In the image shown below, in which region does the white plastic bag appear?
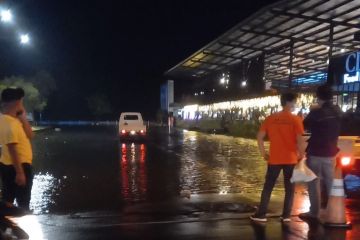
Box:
[290,158,317,183]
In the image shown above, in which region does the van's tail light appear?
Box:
[121,130,126,134]
[341,156,351,166]
[140,130,145,134]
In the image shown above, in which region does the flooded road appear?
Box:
[31,126,265,213]
[8,125,360,240]
[30,125,360,215]
[29,125,285,214]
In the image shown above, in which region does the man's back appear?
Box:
[304,102,341,157]
[261,111,304,165]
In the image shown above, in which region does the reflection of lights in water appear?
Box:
[292,186,310,215]
[131,143,136,162]
[30,173,59,214]
[217,165,231,195]
[183,131,197,143]
[11,215,44,240]
[121,144,127,163]
[140,144,145,162]
[180,132,200,191]
[120,143,147,201]
[189,136,197,142]
[138,144,147,193]
[219,190,228,195]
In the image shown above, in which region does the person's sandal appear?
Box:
[250,214,267,222]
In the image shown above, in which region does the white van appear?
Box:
[118,112,146,139]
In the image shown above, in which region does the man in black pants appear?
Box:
[251,93,305,223]
[0,87,34,211]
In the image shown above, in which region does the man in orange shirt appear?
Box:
[250,93,305,223]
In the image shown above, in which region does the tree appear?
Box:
[86,93,112,117]
[0,76,46,112]
[28,70,57,98]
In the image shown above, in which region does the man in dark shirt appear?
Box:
[299,84,342,220]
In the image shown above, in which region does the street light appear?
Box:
[20,34,30,44]
[0,9,12,23]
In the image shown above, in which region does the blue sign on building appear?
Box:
[328,51,360,91]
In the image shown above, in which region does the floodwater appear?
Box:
[29,125,275,215]
[29,125,360,215]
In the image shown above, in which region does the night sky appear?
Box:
[0,0,276,120]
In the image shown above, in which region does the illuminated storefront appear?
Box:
[328,51,360,112]
[165,0,360,119]
[181,93,314,120]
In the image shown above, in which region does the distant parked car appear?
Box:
[118,112,146,141]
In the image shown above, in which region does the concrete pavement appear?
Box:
[3,187,360,240]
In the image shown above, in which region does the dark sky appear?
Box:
[0,0,276,120]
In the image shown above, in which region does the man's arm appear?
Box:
[18,111,34,139]
[7,143,26,186]
[257,131,269,161]
[303,107,319,131]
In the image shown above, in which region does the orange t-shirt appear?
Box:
[260,110,304,165]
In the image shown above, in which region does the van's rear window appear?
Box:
[124,115,139,120]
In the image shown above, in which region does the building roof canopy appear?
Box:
[165,0,360,86]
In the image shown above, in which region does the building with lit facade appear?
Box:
[165,0,360,120]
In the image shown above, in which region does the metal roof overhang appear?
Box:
[165,0,360,88]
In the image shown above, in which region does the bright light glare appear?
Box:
[220,77,226,84]
[341,156,351,166]
[241,81,247,87]
[20,34,30,44]
[1,9,12,22]
[11,215,44,240]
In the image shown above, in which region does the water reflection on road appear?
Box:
[170,130,281,195]
[29,126,287,213]
[30,173,60,214]
[120,143,147,202]
[15,126,360,240]
[116,129,279,204]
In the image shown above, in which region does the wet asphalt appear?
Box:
[4,125,360,239]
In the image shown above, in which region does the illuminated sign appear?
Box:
[345,52,360,73]
[343,52,360,83]
[344,71,360,83]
